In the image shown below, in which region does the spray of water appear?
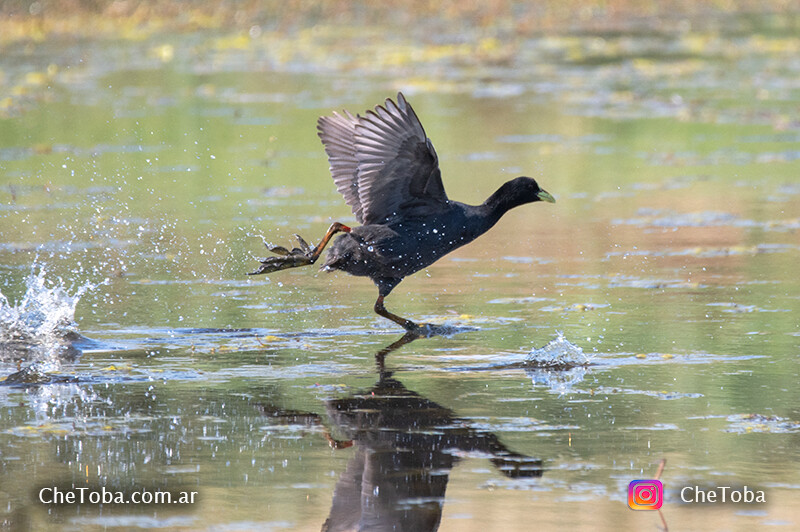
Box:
[0,262,102,365]
[525,332,594,394]
[527,331,594,368]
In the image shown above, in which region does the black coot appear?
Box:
[250,93,555,331]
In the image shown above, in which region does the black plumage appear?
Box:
[250,93,555,331]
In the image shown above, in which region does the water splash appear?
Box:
[526,332,594,368]
[0,263,102,364]
[525,333,594,395]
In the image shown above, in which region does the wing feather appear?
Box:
[316,110,364,222]
[317,93,449,226]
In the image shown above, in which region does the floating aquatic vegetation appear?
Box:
[606,275,701,290]
[488,296,550,305]
[598,351,765,367]
[706,302,788,314]
[1,364,80,385]
[595,386,703,400]
[540,302,609,312]
[725,414,800,434]
[625,423,681,431]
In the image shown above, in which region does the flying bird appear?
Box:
[250,93,555,332]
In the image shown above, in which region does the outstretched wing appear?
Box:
[316,109,365,223]
[317,93,449,225]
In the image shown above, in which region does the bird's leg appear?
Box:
[249,222,351,275]
[374,331,422,373]
[374,295,420,332]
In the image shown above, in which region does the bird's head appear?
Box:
[483,176,555,220]
[507,176,556,205]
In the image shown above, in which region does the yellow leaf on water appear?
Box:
[478,37,500,54]
[213,34,251,51]
[151,44,174,62]
[32,143,53,154]
[24,71,48,85]
[102,365,132,371]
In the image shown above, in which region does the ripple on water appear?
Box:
[613,208,800,232]
[593,386,703,401]
[706,302,789,314]
[605,243,798,260]
[69,516,197,529]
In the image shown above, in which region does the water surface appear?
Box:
[1,17,799,531]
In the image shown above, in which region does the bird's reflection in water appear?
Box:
[322,375,542,532]
[260,331,544,532]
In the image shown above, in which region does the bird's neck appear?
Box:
[479,182,526,226]
[454,185,523,243]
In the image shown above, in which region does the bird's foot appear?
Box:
[404,321,478,338]
[248,234,316,275]
[404,321,445,337]
[403,321,429,334]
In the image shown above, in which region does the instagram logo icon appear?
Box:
[628,480,663,510]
